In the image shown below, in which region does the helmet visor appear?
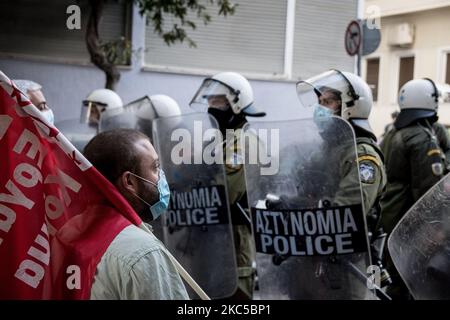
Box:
[97,96,161,136]
[190,78,236,112]
[296,70,355,114]
[125,96,158,119]
[80,100,107,124]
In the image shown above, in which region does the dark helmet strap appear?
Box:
[423,78,439,103]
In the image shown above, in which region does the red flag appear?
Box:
[0,71,142,299]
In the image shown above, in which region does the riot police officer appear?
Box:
[81,88,123,126]
[56,88,124,152]
[190,71,266,299]
[99,94,182,139]
[380,78,450,299]
[297,70,389,296]
[297,70,387,232]
[135,94,182,140]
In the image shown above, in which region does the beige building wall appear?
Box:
[363,1,450,138]
[366,0,450,16]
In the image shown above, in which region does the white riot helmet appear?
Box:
[81,88,123,125]
[132,94,182,140]
[394,79,439,128]
[190,71,265,117]
[296,70,374,137]
[136,94,181,120]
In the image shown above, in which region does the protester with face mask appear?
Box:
[13,79,55,124]
[83,129,189,299]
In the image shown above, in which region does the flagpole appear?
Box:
[139,223,211,300]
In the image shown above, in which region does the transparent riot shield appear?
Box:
[98,96,153,134]
[242,117,374,299]
[55,119,97,153]
[388,175,450,299]
[152,112,237,299]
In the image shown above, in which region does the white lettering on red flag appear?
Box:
[0,71,141,299]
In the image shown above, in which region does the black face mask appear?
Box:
[208,107,246,134]
[429,114,439,124]
[208,107,230,129]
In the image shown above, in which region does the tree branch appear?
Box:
[86,0,120,90]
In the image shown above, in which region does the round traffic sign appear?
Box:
[345,20,362,56]
[362,19,381,56]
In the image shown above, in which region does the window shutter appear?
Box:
[293,0,357,79]
[145,0,287,76]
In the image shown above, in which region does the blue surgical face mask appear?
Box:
[41,109,54,125]
[313,104,334,119]
[129,170,171,221]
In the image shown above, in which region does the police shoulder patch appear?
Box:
[359,162,376,184]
